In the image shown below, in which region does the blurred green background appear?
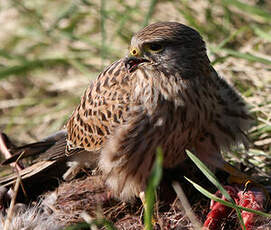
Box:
[0,0,270,177]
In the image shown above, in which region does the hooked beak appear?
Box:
[124,56,149,73]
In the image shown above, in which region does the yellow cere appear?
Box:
[130,47,140,56]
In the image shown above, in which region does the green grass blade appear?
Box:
[63,219,117,230]
[216,26,248,49]
[149,147,163,187]
[185,177,271,218]
[94,219,117,230]
[144,147,163,230]
[142,0,158,27]
[175,2,203,35]
[210,47,271,65]
[185,150,246,229]
[0,58,68,79]
[100,0,107,68]
[68,59,92,77]
[0,49,26,61]
[222,0,271,21]
[48,2,78,33]
[253,26,271,42]
[185,150,234,202]
[63,222,90,230]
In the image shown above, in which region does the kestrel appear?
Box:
[1,22,253,201]
[65,22,252,200]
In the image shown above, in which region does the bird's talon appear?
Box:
[242,180,270,206]
[243,179,253,194]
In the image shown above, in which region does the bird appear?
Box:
[65,21,253,200]
[1,22,254,202]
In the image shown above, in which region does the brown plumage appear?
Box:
[65,22,252,200]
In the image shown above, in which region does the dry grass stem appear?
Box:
[172,181,202,230]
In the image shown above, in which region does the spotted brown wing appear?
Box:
[66,59,134,152]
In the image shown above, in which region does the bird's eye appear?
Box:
[145,43,164,53]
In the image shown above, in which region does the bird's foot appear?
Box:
[223,161,270,208]
[62,161,81,181]
[203,184,267,230]
[243,179,270,209]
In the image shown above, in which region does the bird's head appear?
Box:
[125,22,210,78]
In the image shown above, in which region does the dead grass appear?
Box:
[0,0,271,229]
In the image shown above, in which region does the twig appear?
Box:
[0,133,23,171]
[172,181,202,230]
[3,176,20,230]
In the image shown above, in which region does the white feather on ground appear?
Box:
[0,193,63,230]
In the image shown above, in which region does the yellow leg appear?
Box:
[139,191,146,209]
[223,162,251,185]
[222,161,270,208]
[193,133,270,207]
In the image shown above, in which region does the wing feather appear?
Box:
[66,59,134,152]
